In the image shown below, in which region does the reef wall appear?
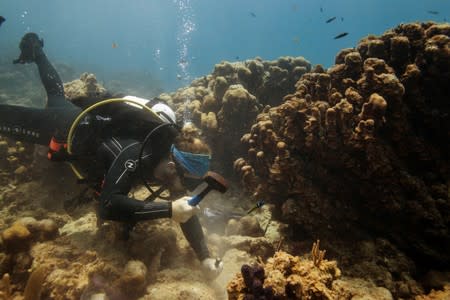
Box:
[234,22,450,269]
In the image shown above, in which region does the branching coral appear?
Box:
[311,240,326,267]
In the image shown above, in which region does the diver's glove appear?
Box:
[13,33,44,64]
[201,257,223,278]
[171,196,200,223]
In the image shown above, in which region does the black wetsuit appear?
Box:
[0,50,209,260]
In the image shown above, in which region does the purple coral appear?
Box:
[241,264,275,300]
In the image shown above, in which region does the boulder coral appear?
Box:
[63,72,109,108]
[158,56,311,174]
[234,21,450,275]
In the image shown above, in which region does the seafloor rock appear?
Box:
[1,223,31,253]
[0,136,34,184]
[15,217,59,241]
[332,278,393,300]
[113,260,147,298]
[142,268,218,300]
[209,234,275,260]
[415,284,450,300]
[235,22,449,298]
[225,215,264,237]
[63,72,109,108]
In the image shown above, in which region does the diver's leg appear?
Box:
[0,104,80,145]
[35,53,70,108]
[14,33,74,109]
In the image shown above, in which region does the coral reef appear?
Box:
[227,242,392,299]
[0,136,35,185]
[416,285,450,300]
[234,22,450,283]
[225,215,264,237]
[158,56,311,174]
[63,72,109,108]
[227,247,392,300]
[1,21,450,300]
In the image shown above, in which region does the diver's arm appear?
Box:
[96,139,198,223]
[96,139,172,222]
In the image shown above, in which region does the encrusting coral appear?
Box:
[234,22,450,297]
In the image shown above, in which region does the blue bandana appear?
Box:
[171,145,211,178]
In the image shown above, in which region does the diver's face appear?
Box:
[153,159,185,196]
[153,159,178,182]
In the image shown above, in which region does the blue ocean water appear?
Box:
[1,0,449,92]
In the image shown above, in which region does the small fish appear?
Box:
[326,16,336,23]
[320,6,323,13]
[427,11,439,15]
[247,199,265,214]
[112,42,118,48]
[0,16,5,27]
[334,32,349,39]
[249,12,256,18]
[176,74,182,80]
[341,17,344,22]
[292,36,300,44]
[235,56,240,60]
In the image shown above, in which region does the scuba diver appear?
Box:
[0,33,223,277]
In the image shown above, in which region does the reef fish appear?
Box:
[427,11,439,15]
[326,16,336,23]
[0,16,5,27]
[249,12,256,18]
[247,199,265,214]
[334,32,349,39]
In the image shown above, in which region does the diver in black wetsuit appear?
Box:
[0,33,223,277]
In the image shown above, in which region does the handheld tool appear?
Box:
[188,171,228,206]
